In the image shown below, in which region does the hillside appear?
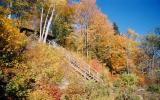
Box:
[0,0,160,100]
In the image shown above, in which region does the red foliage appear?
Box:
[41,84,62,100]
[90,59,102,72]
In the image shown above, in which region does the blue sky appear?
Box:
[96,0,160,35]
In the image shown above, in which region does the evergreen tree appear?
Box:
[113,22,120,35]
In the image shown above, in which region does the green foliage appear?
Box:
[6,80,28,97]
[0,6,10,16]
[66,32,79,51]
[62,80,109,100]
[141,33,160,58]
[86,82,109,100]
[0,0,36,18]
[113,22,120,35]
[147,84,160,94]
[52,6,74,46]
[5,72,35,97]
[116,73,138,87]
[0,0,12,16]
[114,73,139,100]
[115,93,140,100]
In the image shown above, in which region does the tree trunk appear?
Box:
[80,24,83,54]
[43,8,55,43]
[86,24,89,59]
[39,6,44,42]
[41,7,51,40]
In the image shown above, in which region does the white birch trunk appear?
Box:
[43,8,55,43]
[39,7,44,42]
[41,7,51,40]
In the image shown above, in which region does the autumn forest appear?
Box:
[0,0,160,100]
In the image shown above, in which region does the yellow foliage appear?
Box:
[20,41,65,84]
[6,41,66,98]
[0,16,27,53]
[28,90,54,100]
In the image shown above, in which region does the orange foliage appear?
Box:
[89,30,139,73]
[0,16,27,53]
[68,0,139,74]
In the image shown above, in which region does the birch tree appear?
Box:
[39,0,67,43]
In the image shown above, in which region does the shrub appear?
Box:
[62,80,109,100]
[43,84,62,100]
[88,84,109,100]
[3,41,65,99]
[113,73,139,100]
[0,16,27,66]
[24,42,65,84]
[5,74,34,98]
[115,93,140,100]
[114,73,138,88]
[6,81,28,98]
[147,84,160,94]
[28,90,53,100]
[0,16,27,53]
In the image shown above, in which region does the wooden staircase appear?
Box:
[19,27,103,84]
[47,40,103,83]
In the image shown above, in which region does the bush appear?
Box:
[0,16,27,53]
[0,16,27,99]
[2,40,65,99]
[113,73,139,100]
[114,73,138,88]
[5,74,34,98]
[0,16,27,66]
[115,93,140,100]
[6,81,27,97]
[28,90,53,100]
[147,84,160,94]
[62,80,109,100]
[24,42,65,84]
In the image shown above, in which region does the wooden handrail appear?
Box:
[47,39,103,83]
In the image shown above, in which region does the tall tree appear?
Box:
[74,0,96,58]
[113,22,120,35]
[38,0,67,43]
[141,32,160,71]
[51,5,74,45]
[125,28,138,73]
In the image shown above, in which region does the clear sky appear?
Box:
[96,0,160,35]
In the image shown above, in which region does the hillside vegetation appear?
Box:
[0,0,160,100]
